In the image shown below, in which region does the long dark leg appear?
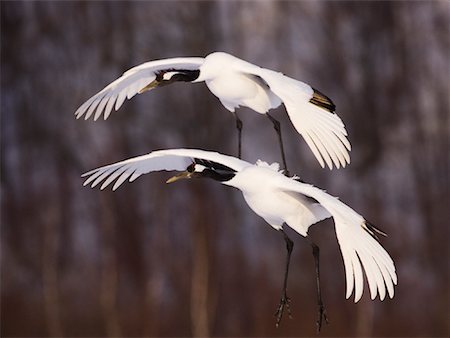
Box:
[309,240,328,332]
[233,112,243,159]
[266,113,289,176]
[274,229,294,327]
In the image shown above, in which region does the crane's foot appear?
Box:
[316,302,328,333]
[274,293,293,327]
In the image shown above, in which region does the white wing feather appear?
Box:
[229,58,351,170]
[82,148,251,191]
[274,176,397,302]
[75,58,204,121]
[258,71,350,170]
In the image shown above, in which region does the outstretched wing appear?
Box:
[75,57,204,121]
[275,176,397,302]
[82,148,251,191]
[231,58,351,170]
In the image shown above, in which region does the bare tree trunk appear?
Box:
[190,186,210,337]
[143,183,168,337]
[99,194,121,337]
[42,208,63,337]
[356,299,374,337]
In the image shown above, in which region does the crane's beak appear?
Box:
[138,80,159,94]
[166,171,192,184]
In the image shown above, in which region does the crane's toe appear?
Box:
[274,292,293,327]
[316,302,329,332]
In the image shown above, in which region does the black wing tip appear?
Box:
[310,88,336,112]
[364,221,388,241]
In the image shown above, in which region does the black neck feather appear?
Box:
[193,158,236,182]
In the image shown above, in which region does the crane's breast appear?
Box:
[206,73,279,114]
[206,73,258,100]
[242,190,300,230]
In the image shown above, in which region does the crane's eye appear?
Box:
[187,163,196,173]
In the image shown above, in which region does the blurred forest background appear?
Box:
[1,1,449,337]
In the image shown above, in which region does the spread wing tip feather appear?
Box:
[333,214,396,303]
[75,57,204,121]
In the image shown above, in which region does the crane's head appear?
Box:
[166,159,236,183]
[194,52,234,82]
